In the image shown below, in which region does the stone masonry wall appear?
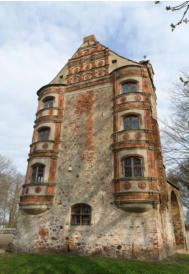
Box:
[15,82,171,260]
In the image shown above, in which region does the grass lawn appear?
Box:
[0,253,189,274]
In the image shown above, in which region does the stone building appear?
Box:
[15,35,187,260]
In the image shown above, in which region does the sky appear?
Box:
[0,1,188,175]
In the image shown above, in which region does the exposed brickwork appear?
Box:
[48,159,57,182]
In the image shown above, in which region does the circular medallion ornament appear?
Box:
[124,182,131,190]
[35,187,41,194]
[74,68,79,73]
[42,143,48,149]
[98,60,103,66]
[135,95,141,101]
[138,182,146,189]
[135,133,141,140]
[120,96,126,103]
[123,133,129,141]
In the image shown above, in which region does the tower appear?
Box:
[15,35,186,260]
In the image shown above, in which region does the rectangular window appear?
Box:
[71,204,91,225]
[122,82,137,93]
[123,157,143,178]
[38,129,50,141]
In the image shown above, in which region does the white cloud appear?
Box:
[0,2,188,174]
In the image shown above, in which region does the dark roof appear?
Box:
[167,180,179,190]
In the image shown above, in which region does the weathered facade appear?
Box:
[15,35,187,260]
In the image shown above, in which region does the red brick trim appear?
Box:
[48,159,57,182]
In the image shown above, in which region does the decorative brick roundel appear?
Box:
[123,133,129,141]
[35,187,42,193]
[138,182,146,189]
[74,68,79,73]
[135,95,141,101]
[124,182,131,190]
[42,143,48,149]
[98,60,103,66]
[135,133,141,140]
[120,96,126,103]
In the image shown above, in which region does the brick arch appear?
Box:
[37,125,51,131]
[42,95,55,102]
[170,191,185,248]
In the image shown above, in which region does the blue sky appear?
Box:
[0,1,188,174]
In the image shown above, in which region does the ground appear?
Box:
[0,253,189,274]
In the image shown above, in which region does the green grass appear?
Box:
[0,253,189,274]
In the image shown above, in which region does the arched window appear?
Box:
[38,127,50,141]
[122,82,137,93]
[123,115,139,130]
[71,204,91,225]
[43,97,54,109]
[31,164,45,183]
[123,157,143,177]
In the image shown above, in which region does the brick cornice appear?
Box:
[112,177,158,182]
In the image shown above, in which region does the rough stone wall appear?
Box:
[15,81,170,260]
[16,202,167,260]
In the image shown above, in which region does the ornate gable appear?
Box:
[67,35,109,85]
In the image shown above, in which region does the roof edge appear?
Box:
[37,84,67,96]
[167,180,179,190]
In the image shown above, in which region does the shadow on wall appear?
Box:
[0,229,16,251]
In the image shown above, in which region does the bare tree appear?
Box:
[155,1,189,31]
[0,154,23,228]
[161,73,189,223]
[161,73,189,167]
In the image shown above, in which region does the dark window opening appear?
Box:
[112,59,117,64]
[123,116,139,130]
[31,165,44,183]
[71,204,91,225]
[123,157,142,177]
[122,82,137,93]
[38,128,50,141]
[43,97,54,109]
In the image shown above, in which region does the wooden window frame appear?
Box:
[38,127,50,142]
[43,97,54,109]
[123,115,139,130]
[123,157,143,178]
[71,204,91,226]
[31,164,45,183]
[122,81,138,94]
